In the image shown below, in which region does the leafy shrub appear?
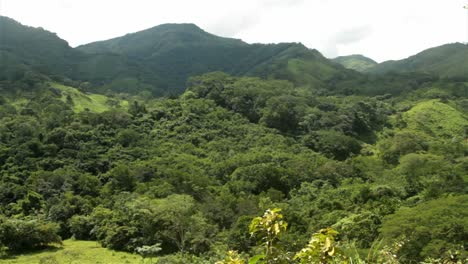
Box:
[0,217,62,251]
[381,195,468,262]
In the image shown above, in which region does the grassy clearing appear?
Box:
[0,240,148,264]
[403,99,468,138]
[49,83,128,113]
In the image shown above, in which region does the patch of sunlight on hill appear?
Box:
[341,59,374,72]
[403,99,468,139]
[333,55,377,72]
[0,240,146,264]
[9,98,28,109]
[50,83,128,113]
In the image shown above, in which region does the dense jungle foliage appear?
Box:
[0,71,466,263]
[0,15,467,264]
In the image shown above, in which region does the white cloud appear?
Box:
[323,25,373,57]
[333,26,373,46]
[1,0,466,62]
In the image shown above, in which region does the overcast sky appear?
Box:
[1,0,467,62]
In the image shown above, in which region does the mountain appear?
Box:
[332,54,377,72]
[5,16,448,97]
[77,23,247,56]
[0,16,80,80]
[1,16,351,95]
[77,23,349,94]
[1,16,467,264]
[0,16,150,92]
[369,43,468,79]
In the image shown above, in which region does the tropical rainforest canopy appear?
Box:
[0,16,467,263]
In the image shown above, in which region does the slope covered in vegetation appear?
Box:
[0,73,466,263]
[0,15,467,264]
[370,43,468,79]
[0,16,351,96]
[333,54,378,72]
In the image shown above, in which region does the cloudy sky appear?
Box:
[1,0,467,62]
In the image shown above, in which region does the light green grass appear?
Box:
[402,99,468,138]
[0,240,150,264]
[49,83,128,113]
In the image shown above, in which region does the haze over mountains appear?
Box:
[1,15,467,96]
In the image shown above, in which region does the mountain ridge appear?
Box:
[1,16,348,95]
[2,15,466,97]
[0,16,467,263]
[76,23,248,57]
[368,42,468,79]
[0,16,80,78]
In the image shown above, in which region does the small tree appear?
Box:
[294,228,348,264]
[249,208,289,263]
[136,243,162,264]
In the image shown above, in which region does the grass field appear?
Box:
[403,99,468,138]
[0,240,149,264]
[50,82,128,113]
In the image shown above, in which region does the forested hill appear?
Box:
[0,16,80,79]
[0,72,466,263]
[332,54,377,72]
[2,16,468,98]
[76,22,350,94]
[1,16,350,96]
[76,23,248,55]
[0,15,467,264]
[0,16,133,90]
[369,43,468,78]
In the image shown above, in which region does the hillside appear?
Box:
[369,43,468,79]
[332,54,377,72]
[0,73,466,263]
[402,99,468,139]
[1,16,351,96]
[0,15,467,264]
[0,81,128,114]
[77,23,349,94]
[0,16,80,79]
[77,23,248,56]
[49,82,128,113]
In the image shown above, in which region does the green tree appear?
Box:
[260,95,306,133]
[249,208,289,263]
[381,195,468,262]
[294,228,348,264]
[0,217,62,252]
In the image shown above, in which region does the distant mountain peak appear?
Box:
[370,42,468,77]
[148,23,202,30]
[0,15,20,24]
[76,22,247,56]
[123,23,206,37]
[335,54,376,62]
[0,16,352,95]
[332,54,377,72]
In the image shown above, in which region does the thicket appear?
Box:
[0,73,466,263]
